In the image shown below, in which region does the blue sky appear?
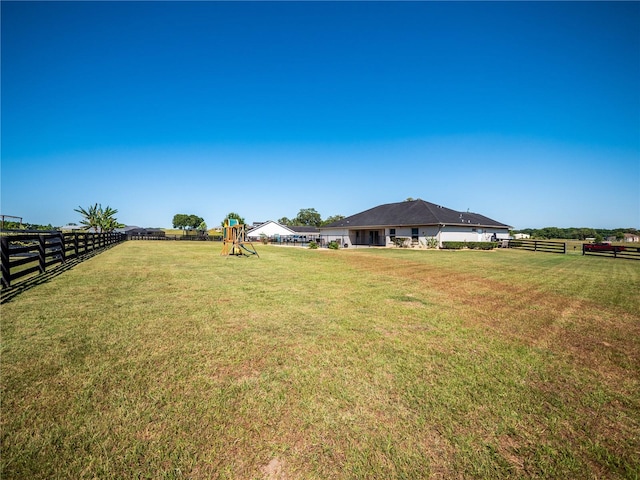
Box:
[2,1,638,230]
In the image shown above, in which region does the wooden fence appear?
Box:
[0,230,126,288]
[128,234,221,241]
[507,239,566,254]
[582,244,640,260]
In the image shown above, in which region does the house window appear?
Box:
[411,228,419,243]
[389,228,396,242]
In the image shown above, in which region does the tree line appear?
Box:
[514,227,639,240]
[171,208,344,230]
[277,208,344,227]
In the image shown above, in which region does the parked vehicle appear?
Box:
[583,242,626,252]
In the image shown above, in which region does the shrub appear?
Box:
[441,241,465,250]
[328,241,340,250]
[441,241,498,250]
[393,237,410,248]
[308,241,318,249]
[421,237,439,249]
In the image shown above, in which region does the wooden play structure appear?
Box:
[220,218,259,257]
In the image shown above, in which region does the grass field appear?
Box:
[1,242,639,479]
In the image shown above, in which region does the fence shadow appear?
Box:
[1,246,116,305]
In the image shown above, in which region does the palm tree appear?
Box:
[74,203,124,233]
[74,203,101,232]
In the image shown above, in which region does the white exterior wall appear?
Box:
[438,226,509,245]
[387,226,440,246]
[320,228,352,247]
[321,225,510,247]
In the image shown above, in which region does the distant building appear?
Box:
[116,226,165,237]
[624,233,640,243]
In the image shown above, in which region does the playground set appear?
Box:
[220,218,259,257]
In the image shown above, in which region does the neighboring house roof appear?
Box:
[320,199,511,229]
[59,225,99,232]
[59,224,84,231]
[115,226,142,233]
[289,225,320,234]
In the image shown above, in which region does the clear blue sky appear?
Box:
[2,1,638,230]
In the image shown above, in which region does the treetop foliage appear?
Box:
[173,214,205,230]
[221,212,245,227]
[514,227,638,240]
[74,203,123,233]
[1,221,54,231]
[278,209,344,227]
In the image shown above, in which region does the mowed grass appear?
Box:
[1,242,639,479]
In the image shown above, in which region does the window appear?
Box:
[411,228,419,243]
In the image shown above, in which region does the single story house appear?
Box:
[246,221,297,240]
[319,199,511,248]
[246,222,321,242]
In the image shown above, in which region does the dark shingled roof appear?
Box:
[321,199,510,229]
[289,225,320,233]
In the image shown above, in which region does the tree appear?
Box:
[278,217,292,226]
[173,214,204,230]
[221,212,245,226]
[321,214,345,226]
[74,203,123,233]
[172,214,189,230]
[293,208,322,227]
[197,221,208,232]
[187,215,204,230]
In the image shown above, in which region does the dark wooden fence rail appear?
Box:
[0,230,126,288]
[582,244,640,260]
[127,234,221,241]
[507,239,566,254]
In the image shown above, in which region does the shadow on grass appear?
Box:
[1,245,119,305]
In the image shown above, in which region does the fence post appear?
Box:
[38,234,46,274]
[1,236,10,288]
[57,232,66,263]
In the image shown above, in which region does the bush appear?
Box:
[441,241,498,250]
[421,237,439,249]
[393,237,410,248]
[328,241,340,250]
[441,241,465,250]
[308,241,318,249]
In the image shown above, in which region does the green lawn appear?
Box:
[2,242,639,479]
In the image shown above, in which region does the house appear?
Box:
[319,199,511,248]
[246,222,321,242]
[624,233,640,243]
[246,221,297,240]
[514,233,530,239]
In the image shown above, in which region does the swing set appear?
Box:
[220,218,259,257]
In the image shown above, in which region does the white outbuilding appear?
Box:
[246,221,296,240]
